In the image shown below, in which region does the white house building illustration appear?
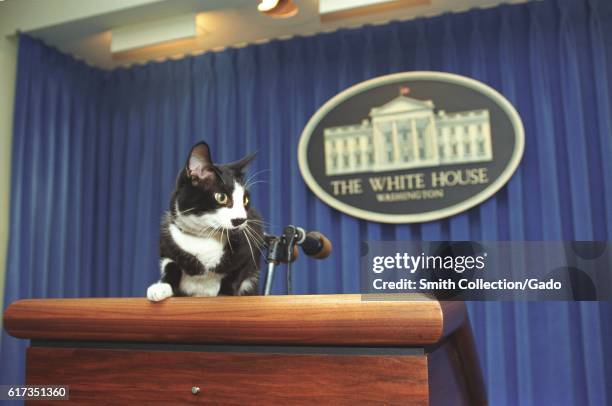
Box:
[323,88,493,175]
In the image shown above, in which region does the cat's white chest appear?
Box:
[180,271,223,297]
[169,224,225,271]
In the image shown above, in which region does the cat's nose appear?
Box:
[231,218,246,227]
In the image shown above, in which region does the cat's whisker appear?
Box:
[246,227,265,248]
[244,226,265,253]
[246,218,272,227]
[247,220,271,228]
[244,234,262,254]
[246,222,273,235]
[244,224,264,251]
[225,228,233,252]
[244,180,269,190]
[180,207,198,215]
[242,229,259,269]
[201,224,221,240]
[243,221,264,240]
[198,224,212,237]
[244,170,271,190]
[250,236,264,255]
[245,168,270,185]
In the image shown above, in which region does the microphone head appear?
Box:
[302,232,332,259]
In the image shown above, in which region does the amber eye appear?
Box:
[243,195,249,206]
[214,192,228,205]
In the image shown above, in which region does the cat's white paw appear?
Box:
[147,283,173,302]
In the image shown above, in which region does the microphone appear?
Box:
[263,225,332,295]
[295,227,332,259]
[263,233,299,263]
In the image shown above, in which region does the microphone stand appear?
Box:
[264,262,277,296]
[264,236,282,296]
[263,226,299,296]
[283,226,298,295]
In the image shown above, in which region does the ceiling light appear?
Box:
[319,0,430,21]
[111,14,198,54]
[257,0,299,18]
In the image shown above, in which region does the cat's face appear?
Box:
[172,142,256,234]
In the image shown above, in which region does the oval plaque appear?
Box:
[298,71,525,223]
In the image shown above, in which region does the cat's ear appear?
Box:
[226,152,257,174]
[186,142,216,185]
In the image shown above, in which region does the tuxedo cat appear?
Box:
[147,142,264,301]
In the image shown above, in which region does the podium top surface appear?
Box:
[4,294,466,346]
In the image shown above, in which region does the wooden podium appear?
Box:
[4,294,486,405]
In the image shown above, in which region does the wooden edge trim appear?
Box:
[3,295,467,347]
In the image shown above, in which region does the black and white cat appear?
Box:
[147,141,264,301]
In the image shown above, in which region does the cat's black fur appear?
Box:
[148,141,263,299]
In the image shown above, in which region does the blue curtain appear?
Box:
[2,0,612,404]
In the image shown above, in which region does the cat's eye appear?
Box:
[243,195,249,206]
[214,192,228,205]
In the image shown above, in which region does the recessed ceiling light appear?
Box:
[257,0,299,19]
[111,14,196,53]
[319,0,430,22]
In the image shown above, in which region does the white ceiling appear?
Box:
[12,0,529,69]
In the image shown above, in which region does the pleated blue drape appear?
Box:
[2,0,611,404]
